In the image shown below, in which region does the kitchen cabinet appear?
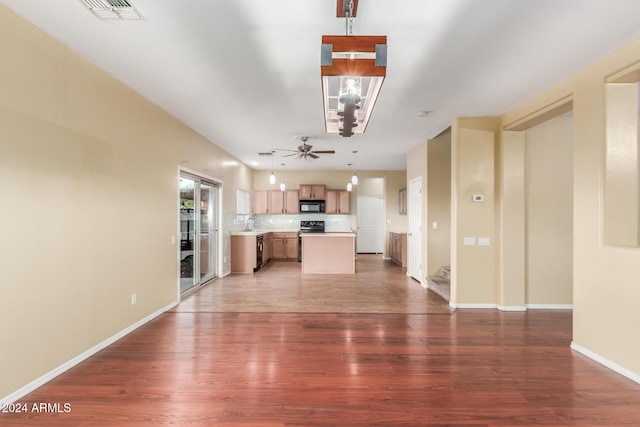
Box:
[326,190,350,214]
[269,190,299,214]
[399,188,407,215]
[231,232,273,273]
[231,234,258,273]
[272,232,298,260]
[299,184,326,200]
[253,189,299,214]
[263,232,272,263]
[252,190,269,214]
[389,232,407,267]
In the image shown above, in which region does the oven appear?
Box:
[298,220,325,262]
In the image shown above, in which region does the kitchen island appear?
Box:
[301,232,356,274]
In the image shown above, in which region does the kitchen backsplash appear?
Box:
[253,214,352,231]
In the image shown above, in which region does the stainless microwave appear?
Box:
[299,200,325,213]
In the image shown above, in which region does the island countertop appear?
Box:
[301,232,356,237]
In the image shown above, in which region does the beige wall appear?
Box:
[451,119,498,305]
[252,169,407,256]
[427,130,451,276]
[502,39,640,378]
[0,5,253,400]
[524,117,573,305]
[497,131,526,308]
[604,83,639,246]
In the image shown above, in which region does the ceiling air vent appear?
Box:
[79,0,144,20]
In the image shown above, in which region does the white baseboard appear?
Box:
[526,304,573,310]
[497,305,527,312]
[451,303,498,309]
[449,303,573,311]
[571,342,640,385]
[1,300,178,406]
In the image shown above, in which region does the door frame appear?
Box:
[177,166,223,300]
[407,177,423,284]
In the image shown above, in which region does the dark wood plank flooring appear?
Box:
[3,257,640,425]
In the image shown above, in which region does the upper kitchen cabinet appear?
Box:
[252,190,269,214]
[269,190,299,214]
[326,190,350,214]
[299,184,326,200]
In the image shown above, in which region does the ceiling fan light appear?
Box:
[351,172,358,185]
[269,172,276,185]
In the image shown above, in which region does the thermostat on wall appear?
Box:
[472,194,484,202]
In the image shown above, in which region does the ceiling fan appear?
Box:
[279,136,335,160]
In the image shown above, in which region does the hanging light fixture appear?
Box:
[279,163,286,191]
[321,0,387,137]
[351,151,359,185]
[269,151,276,185]
[346,162,353,191]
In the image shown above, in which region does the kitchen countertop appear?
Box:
[301,232,356,237]
[231,229,354,236]
[230,230,298,236]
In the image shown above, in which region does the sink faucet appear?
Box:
[245,217,254,232]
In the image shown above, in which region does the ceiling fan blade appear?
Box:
[311,150,335,154]
[309,153,319,159]
[276,148,298,152]
[283,153,298,157]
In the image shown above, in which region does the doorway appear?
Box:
[179,172,220,294]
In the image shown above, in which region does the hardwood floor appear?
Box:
[3,258,640,426]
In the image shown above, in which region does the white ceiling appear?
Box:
[4,0,640,171]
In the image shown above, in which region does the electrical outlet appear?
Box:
[131,293,137,305]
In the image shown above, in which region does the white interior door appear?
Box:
[356,196,384,253]
[408,177,423,282]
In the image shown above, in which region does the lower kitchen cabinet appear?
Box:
[271,232,298,260]
[389,232,407,267]
[263,232,272,262]
[231,234,258,273]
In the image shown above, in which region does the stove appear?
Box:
[299,220,325,233]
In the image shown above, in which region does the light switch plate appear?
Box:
[478,237,491,246]
[463,237,476,246]
[472,194,484,202]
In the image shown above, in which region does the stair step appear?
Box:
[439,265,450,280]
[427,275,450,302]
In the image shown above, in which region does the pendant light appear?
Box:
[279,163,286,191]
[346,162,353,191]
[268,151,276,185]
[351,151,359,185]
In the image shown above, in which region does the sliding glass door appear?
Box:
[199,182,217,283]
[179,172,219,294]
